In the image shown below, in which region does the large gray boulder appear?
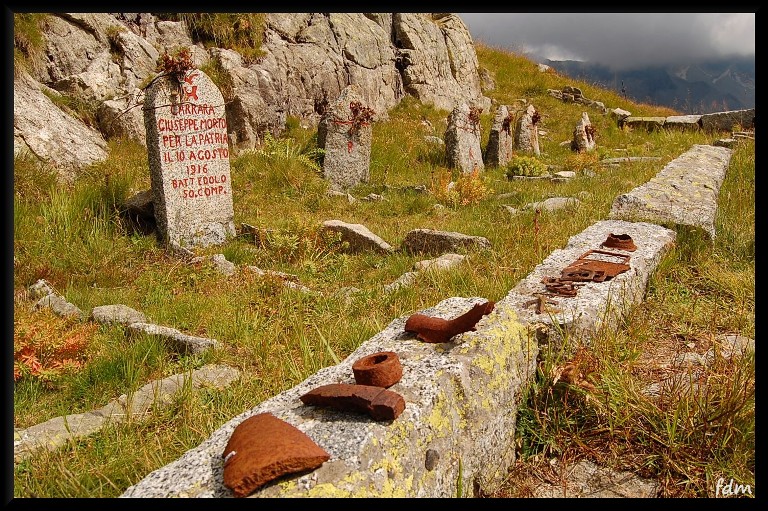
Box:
[13,72,108,176]
[393,13,490,112]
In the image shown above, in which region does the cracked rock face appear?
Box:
[16,13,489,178]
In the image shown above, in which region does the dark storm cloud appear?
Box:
[458,13,755,70]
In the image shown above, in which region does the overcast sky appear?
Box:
[457,13,755,70]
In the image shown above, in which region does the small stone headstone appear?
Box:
[484,105,514,168]
[318,84,373,191]
[144,68,235,248]
[515,104,541,156]
[571,112,596,153]
[444,102,484,173]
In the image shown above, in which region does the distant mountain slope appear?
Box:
[544,56,754,114]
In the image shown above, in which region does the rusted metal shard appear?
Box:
[565,249,631,279]
[222,412,330,498]
[352,351,403,388]
[300,383,406,421]
[404,301,495,343]
[601,232,637,252]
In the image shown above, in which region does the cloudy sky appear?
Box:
[457,13,756,70]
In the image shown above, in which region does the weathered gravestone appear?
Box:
[515,104,541,156]
[317,84,373,191]
[444,102,484,173]
[485,105,514,168]
[144,68,235,248]
[571,112,596,153]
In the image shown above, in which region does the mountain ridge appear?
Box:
[543,56,754,114]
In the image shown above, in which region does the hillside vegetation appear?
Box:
[13,42,754,498]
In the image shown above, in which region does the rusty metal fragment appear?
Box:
[352,351,402,388]
[404,301,495,343]
[601,232,637,252]
[542,249,632,297]
[300,383,406,421]
[222,412,330,497]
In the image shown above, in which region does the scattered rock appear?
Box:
[401,228,491,255]
[91,304,147,325]
[127,322,219,355]
[322,219,394,254]
[523,197,581,213]
[33,294,83,319]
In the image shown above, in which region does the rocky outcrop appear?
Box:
[16,12,489,175]
[13,71,108,175]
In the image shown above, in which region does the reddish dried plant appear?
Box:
[14,309,95,382]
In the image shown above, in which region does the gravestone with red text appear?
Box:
[144,69,235,248]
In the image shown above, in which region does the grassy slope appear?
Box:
[13,43,753,497]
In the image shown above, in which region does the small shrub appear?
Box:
[429,167,492,207]
[255,132,325,175]
[564,151,600,172]
[506,155,547,178]
[172,13,266,65]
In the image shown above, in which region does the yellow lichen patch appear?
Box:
[426,390,454,440]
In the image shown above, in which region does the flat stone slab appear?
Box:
[120,296,538,497]
[663,115,701,130]
[609,144,732,238]
[322,220,394,254]
[33,294,83,318]
[127,322,220,354]
[700,108,754,132]
[91,304,147,325]
[502,219,676,347]
[621,116,666,131]
[401,229,491,255]
[413,253,466,272]
[14,364,240,463]
[533,460,659,498]
[383,271,420,294]
[523,197,580,213]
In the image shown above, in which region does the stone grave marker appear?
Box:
[318,84,373,191]
[515,104,541,156]
[485,105,514,168]
[444,102,484,173]
[144,68,235,248]
[571,112,596,153]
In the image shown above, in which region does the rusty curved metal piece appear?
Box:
[601,232,637,252]
[404,301,495,344]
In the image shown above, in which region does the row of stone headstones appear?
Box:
[444,102,543,173]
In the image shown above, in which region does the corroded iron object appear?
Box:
[404,301,495,343]
[601,232,637,252]
[222,412,330,498]
[300,383,406,421]
[352,351,403,388]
